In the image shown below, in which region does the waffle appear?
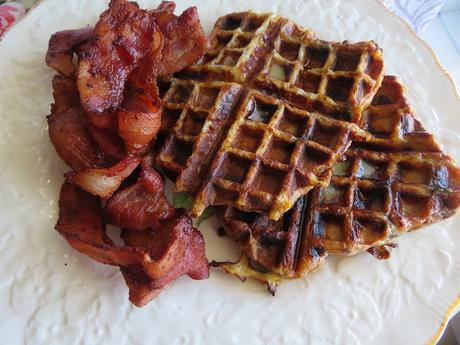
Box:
[158,11,385,220]
[215,76,460,289]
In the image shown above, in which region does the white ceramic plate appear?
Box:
[0,0,459,344]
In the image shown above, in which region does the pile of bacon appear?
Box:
[46,0,210,307]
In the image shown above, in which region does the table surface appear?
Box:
[420,1,460,343]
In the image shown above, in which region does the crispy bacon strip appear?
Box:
[65,156,141,198]
[56,180,209,307]
[46,27,94,77]
[105,163,174,230]
[77,0,162,113]
[48,76,105,171]
[87,123,126,160]
[117,84,162,155]
[131,4,209,85]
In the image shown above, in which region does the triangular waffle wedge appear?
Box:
[214,76,460,290]
[157,11,385,220]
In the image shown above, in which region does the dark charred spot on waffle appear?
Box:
[396,192,431,219]
[354,217,388,244]
[158,80,172,99]
[248,259,271,273]
[309,122,340,149]
[296,71,321,94]
[161,107,182,131]
[315,213,346,241]
[275,108,309,138]
[332,158,353,176]
[363,110,399,138]
[268,59,293,82]
[215,33,234,49]
[219,15,243,31]
[192,87,220,109]
[326,76,354,102]
[304,46,330,69]
[241,15,267,32]
[246,97,277,124]
[298,144,330,170]
[278,39,301,61]
[227,207,258,225]
[328,108,352,122]
[230,34,252,49]
[356,159,387,180]
[354,186,389,212]
[397,161,433,185]
[168,84,193,104]
[216,50,242,66]
[255,165,285,195]
[264,138,295,165]
[233,126,264,153]
[333,50,362,71]
[319,185,348,206]
[181,110,206,136]
[217,227,227,237]
[164,138,192,165]
[216,153,251,184]
[202,51,219,64]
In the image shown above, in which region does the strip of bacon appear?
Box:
[131,4,209,86]
[105,163,174,230]
[77,0,162,113]
[117,84,162,155]
[86,123,126,160]
[48,76,105,171]
[65,156,141,198]
[56,181,209,306]
[46,27,94,77]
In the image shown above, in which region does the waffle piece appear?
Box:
[181,11,384,123]
[158,78,369,220]
[159,12,384,220]
[216,76,460,289]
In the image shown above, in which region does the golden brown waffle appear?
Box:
[215,76,460,290]
[158,11,385,220]
[158,77,368,220]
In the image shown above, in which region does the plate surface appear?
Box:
[0,0,459,344]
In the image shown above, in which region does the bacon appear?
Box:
[131,5,209,86]
[48,108,104,171]
[105,163,174,230]
[48,76,105,171]
[56,180,209,307]
[117,83,162,155]
[65,156,140,198]
[46,27,94,77]
[50,75,81,114]
[86,123,126,160]
[77,0,162,113]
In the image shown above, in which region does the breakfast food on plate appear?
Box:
[159,11,385,221]
[46,0,210,306]
[46,1,460,303]
[213,76,460,291]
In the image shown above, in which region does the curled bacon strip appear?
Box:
[77,0,162,113]
[56,178,209,307]
[65,156,141,198]
[131,3,209,84]
[105,163,174,230]
[117,84,162,155]
[46,27,94,77]
[47,75,105,171]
